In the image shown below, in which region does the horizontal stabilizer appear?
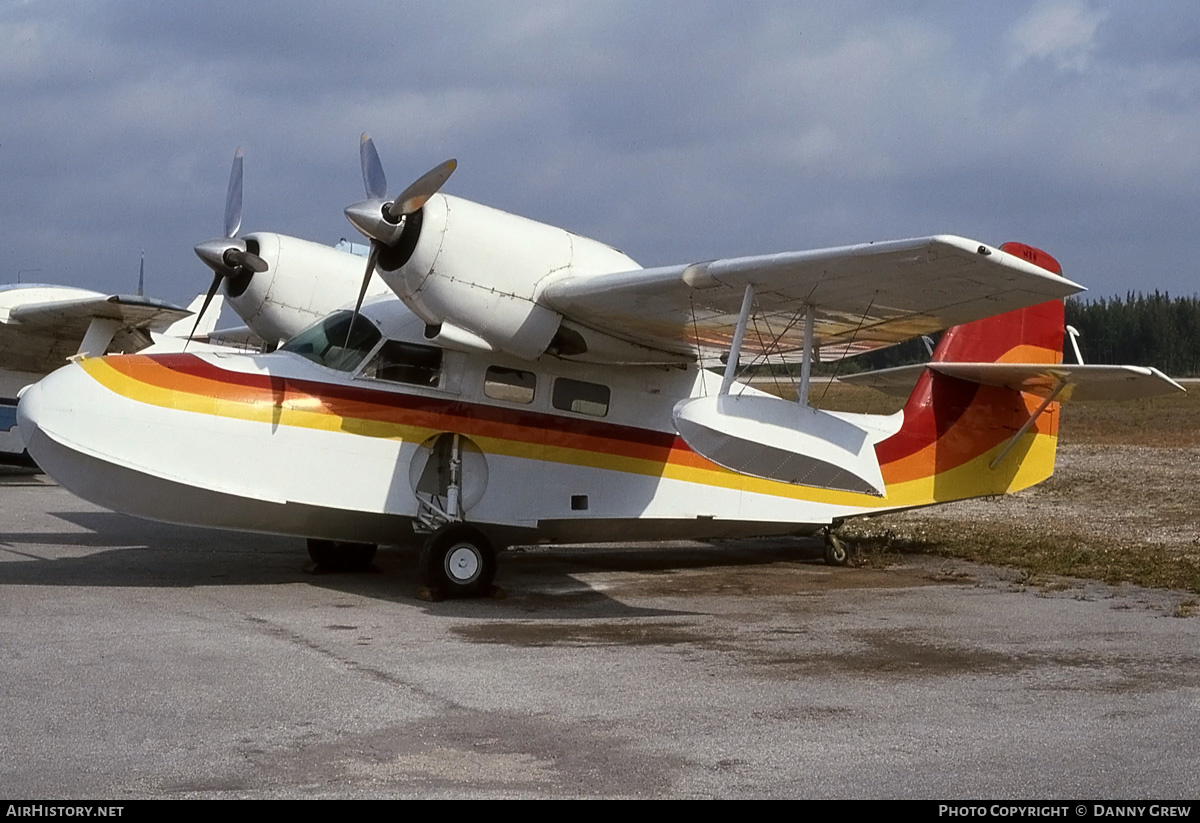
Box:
[839,365,928,397]
[843,362,1185,401]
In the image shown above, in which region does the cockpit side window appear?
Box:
[279,311,382,372]
[361,340,443,387]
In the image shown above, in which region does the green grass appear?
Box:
[813,380,1200,594]
[847,518,1200,594]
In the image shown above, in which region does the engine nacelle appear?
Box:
[226,232,383,346]
[377,194,641,360]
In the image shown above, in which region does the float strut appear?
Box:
[720,284,756,396]
[797,304,815,407]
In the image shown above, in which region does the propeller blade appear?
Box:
[360,133,387,200]
[186,271,225,348]
[389,158,457,217]
[224,148,244,239]
[344,241,381,349]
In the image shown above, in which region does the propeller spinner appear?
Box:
[343,133,456,343]
[190,148,269,341]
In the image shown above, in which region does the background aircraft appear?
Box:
[0,283,222,461]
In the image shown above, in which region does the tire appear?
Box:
[419,525,496,598]
[824,532,849,567]
[306,538,377,572]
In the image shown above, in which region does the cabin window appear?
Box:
[552,378,610,417]
[361,340,443,387]
[484,366,536,404]
[279,310,381,372]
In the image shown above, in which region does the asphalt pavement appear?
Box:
[2,474,1198,799]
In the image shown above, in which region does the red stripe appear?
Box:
[116,354,684,452]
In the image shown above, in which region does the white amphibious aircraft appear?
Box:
[17,136,1183,597]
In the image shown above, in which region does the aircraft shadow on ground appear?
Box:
[0,509,832,620]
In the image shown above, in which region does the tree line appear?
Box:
[812,293,1200,377]
[1064,293,1200,377]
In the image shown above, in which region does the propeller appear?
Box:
[343,133,456,345]
[190,148,269,342]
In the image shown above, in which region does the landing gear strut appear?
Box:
[823,527,849,567]
[306,538,378,573]
[419,523,497,599]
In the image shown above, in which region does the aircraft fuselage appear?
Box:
[17,302,908,548]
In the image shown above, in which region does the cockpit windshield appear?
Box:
[279,310,382,372]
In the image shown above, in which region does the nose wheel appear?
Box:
[419,524,497,599]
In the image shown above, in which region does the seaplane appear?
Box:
[17,136,1184,598]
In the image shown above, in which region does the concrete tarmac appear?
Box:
[2,475,1198,799]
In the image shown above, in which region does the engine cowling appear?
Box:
[376,194,641,360]
[226,232,382,346]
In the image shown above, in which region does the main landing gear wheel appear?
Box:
[419,524,497,599]
[306,538,378,573]
[824,530,849,567]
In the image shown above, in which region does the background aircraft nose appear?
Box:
[15,378,44,449]
[16,361,97,459]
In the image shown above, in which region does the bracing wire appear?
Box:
[819,294,876,403]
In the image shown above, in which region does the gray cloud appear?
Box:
[2,0,1197,305]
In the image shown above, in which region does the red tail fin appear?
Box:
[933,243,1063,366]
[931,299,1064,366]
[875,243,1065,504]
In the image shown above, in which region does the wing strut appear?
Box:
[989,379,1067,469]
[719,286,818,407]
[719,284,755,396]
[77,318,121,357]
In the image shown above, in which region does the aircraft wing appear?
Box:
[837,365,929,397]
[842,362,1186,401]
[542,235,1083,362]
[10,294,191,335]
[0,292,193,369]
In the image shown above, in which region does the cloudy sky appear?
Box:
[3,1,1198,308]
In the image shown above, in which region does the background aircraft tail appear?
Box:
[873,243,1065,507]
[162,294,225,340]
[141,294,231,354]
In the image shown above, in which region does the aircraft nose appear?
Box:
[16,359,138,505]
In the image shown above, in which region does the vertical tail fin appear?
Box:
[163,294,224,340]
[875,243,1065,506]
[930,242,1064,367]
